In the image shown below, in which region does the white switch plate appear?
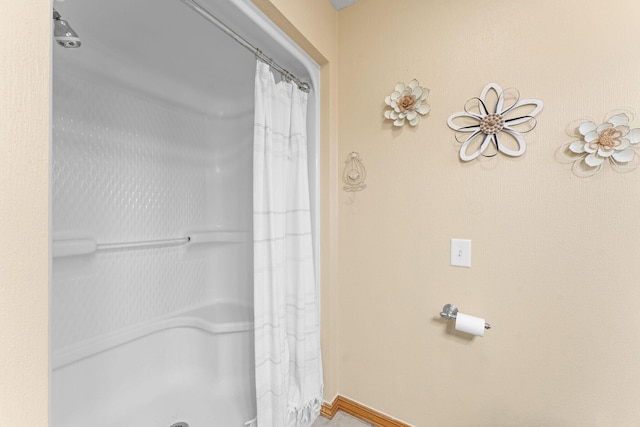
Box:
[450,239,471,267]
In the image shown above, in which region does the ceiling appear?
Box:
[329,0,359,11]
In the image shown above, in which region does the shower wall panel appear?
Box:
[52,68,253,351]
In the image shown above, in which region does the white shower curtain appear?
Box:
[252,60,323,427]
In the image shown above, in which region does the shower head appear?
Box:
[53,9,81,48]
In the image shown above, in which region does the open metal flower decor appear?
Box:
[384,79,431,127]
[342,152,367,192]
[561,109,640,177]
[447,83,543,161]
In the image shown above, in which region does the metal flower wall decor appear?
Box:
[342,152,367,192]
[561,109,640,177]
[384,79,430,127]
[447,83,543,161]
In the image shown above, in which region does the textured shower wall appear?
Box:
[52,67,253,350]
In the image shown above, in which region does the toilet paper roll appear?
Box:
[455,312,485,337]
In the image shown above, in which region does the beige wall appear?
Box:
[0,1,50,426]
[10,0,640,426]
[336,0,640,425]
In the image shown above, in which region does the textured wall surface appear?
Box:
[336,0,640,425]
[0,1,50,425]
[52,65,253,350]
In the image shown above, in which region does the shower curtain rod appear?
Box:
[178,0,311,93]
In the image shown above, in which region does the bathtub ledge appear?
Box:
[52,301,253,370]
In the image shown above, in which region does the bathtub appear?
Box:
[51,301,256,427]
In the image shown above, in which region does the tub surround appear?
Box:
[52,301,255,427]
[50,0,319,425]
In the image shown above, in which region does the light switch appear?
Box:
[450,239,471,268]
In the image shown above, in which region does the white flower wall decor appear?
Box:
[447,83,543,161]
[562,109,640,177]
[384,79,431,127]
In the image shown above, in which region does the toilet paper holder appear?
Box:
[440,304,491,329]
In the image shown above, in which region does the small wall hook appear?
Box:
[342,152,367,192]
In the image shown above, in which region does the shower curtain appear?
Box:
[252,61,323,427]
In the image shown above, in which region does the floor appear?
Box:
[312,411,373,426]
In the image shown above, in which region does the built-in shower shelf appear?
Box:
[52,231,250,258]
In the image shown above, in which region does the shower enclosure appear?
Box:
[50,0,319,425]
